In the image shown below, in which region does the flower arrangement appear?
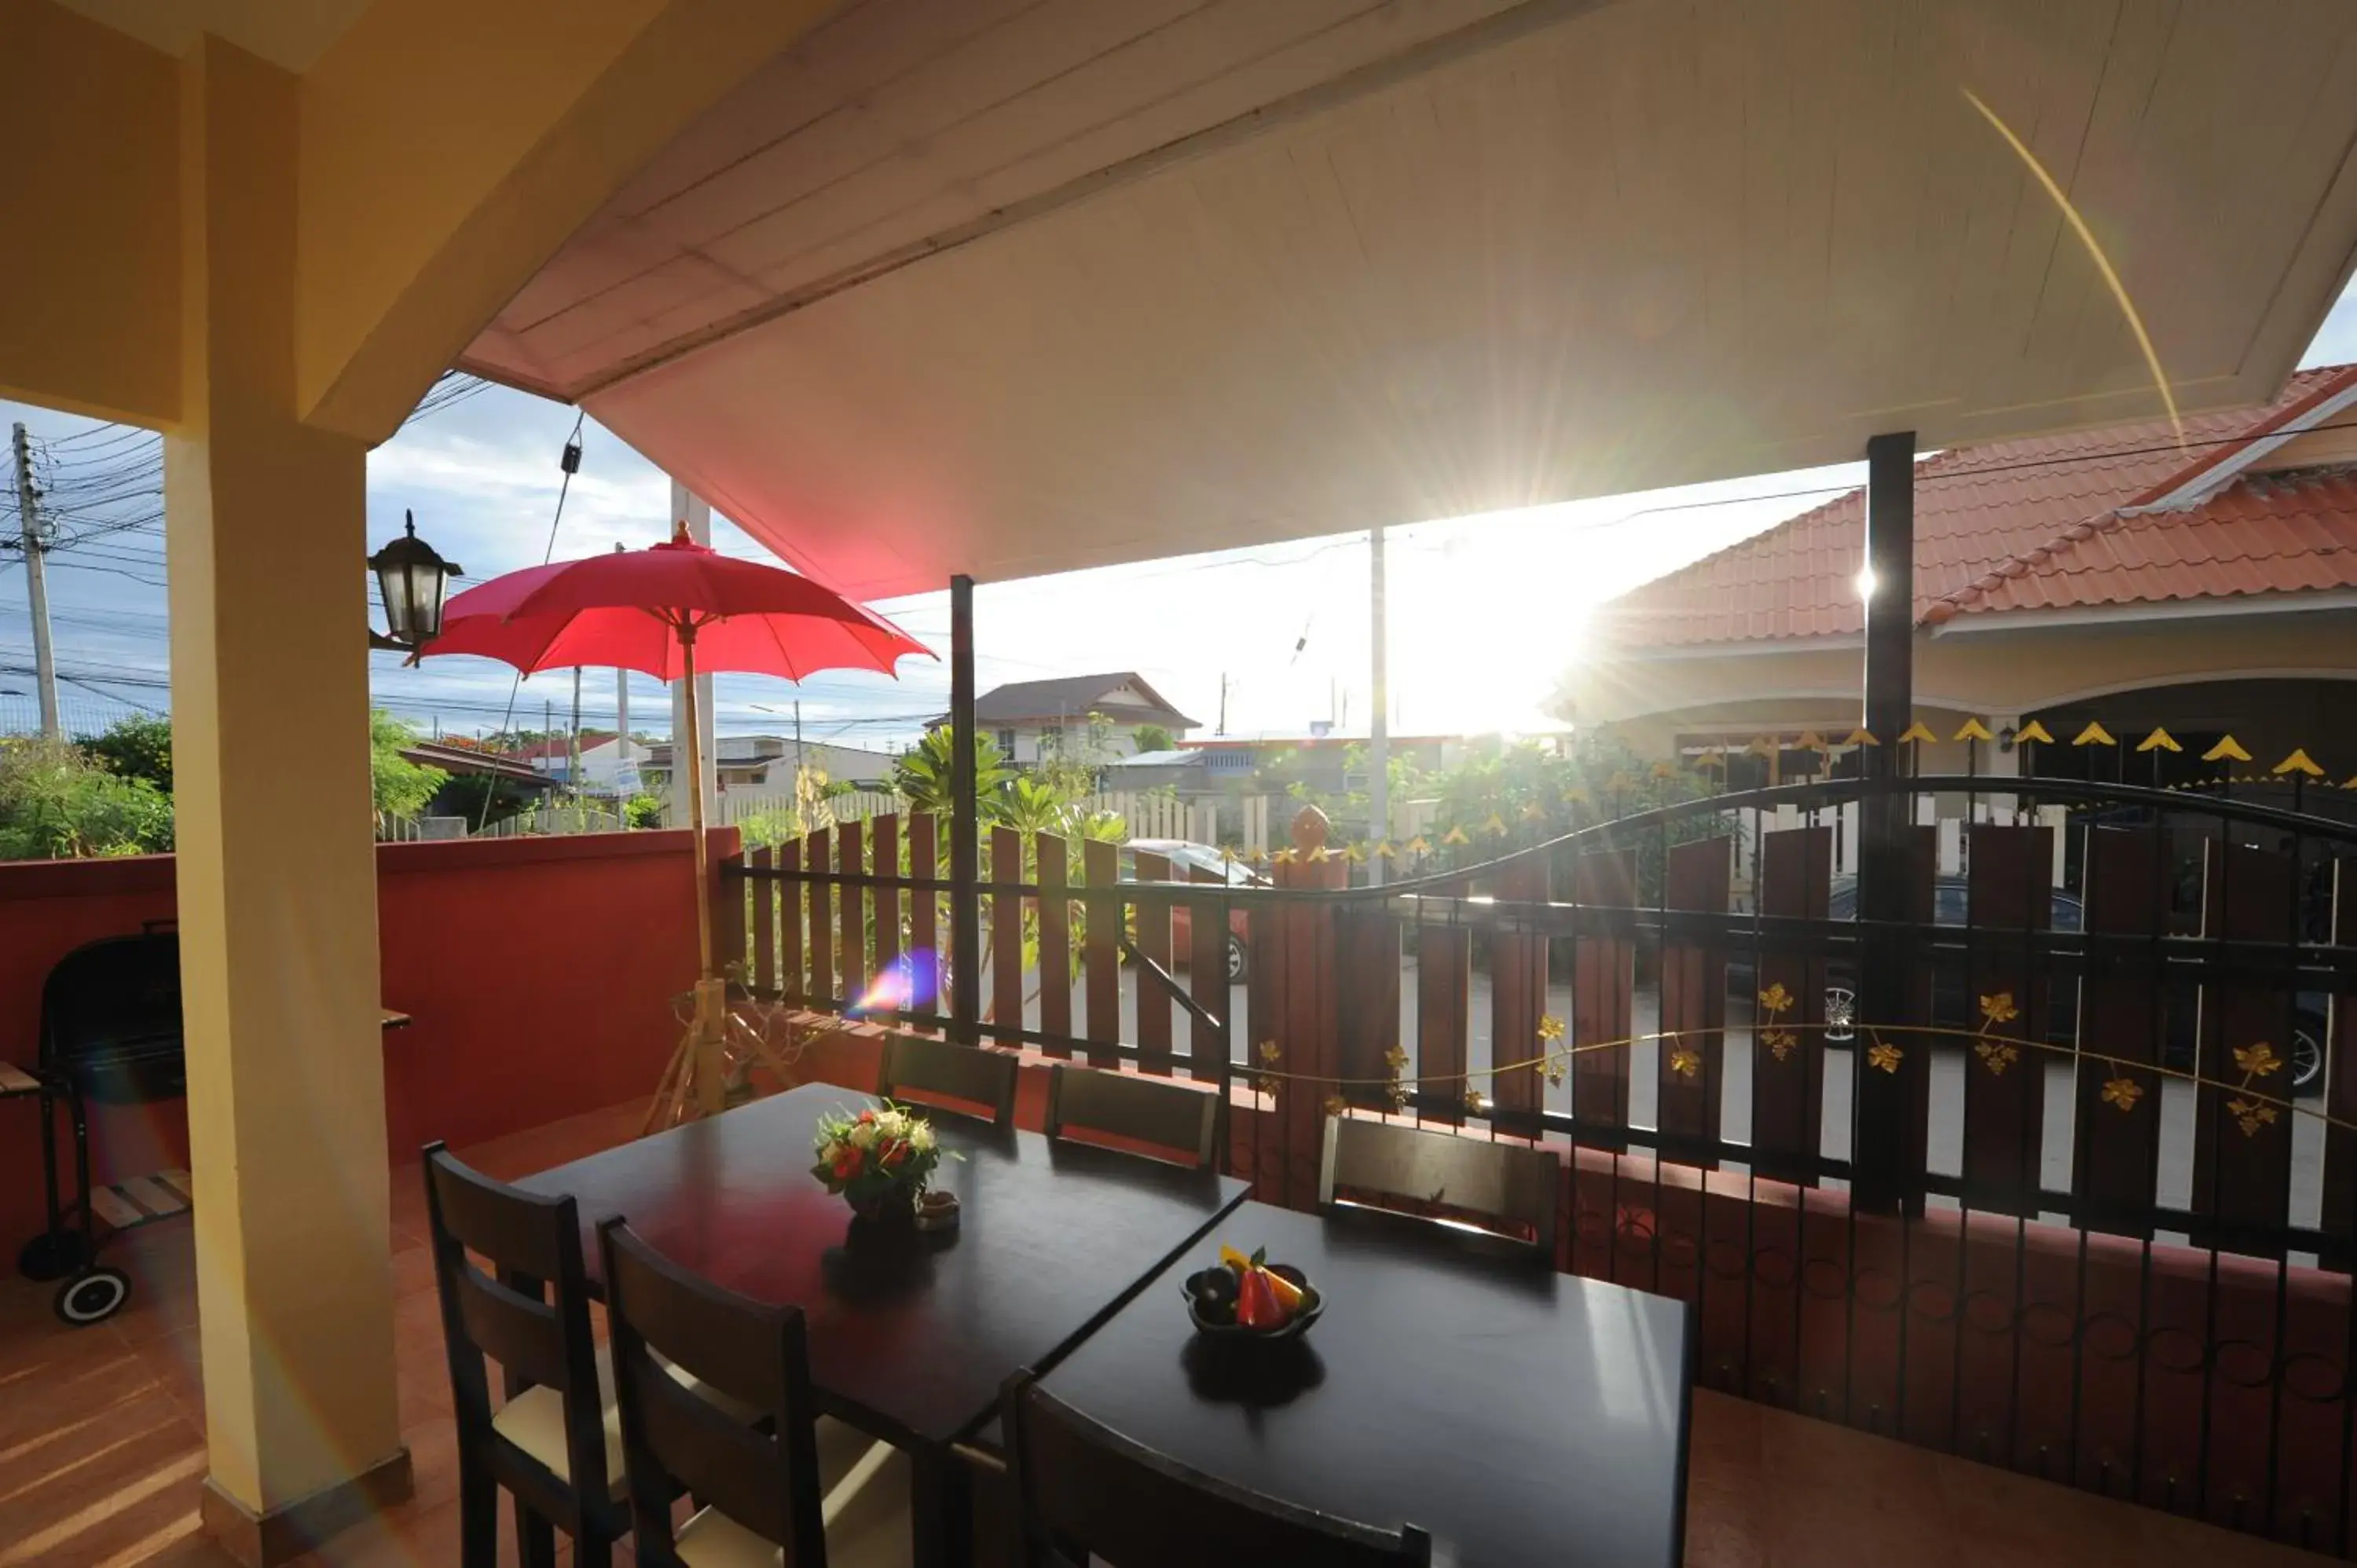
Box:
[811,1102,953,1221]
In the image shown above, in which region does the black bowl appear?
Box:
[1182,1264,1323,1341]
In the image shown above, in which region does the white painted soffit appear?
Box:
[464,0,2357,601]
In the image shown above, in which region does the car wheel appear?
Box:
[1226,933,1248,985]
[2293,1028,2323,1096]
[1824,986,1857,1046]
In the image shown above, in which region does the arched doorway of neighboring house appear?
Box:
[2027,676,2357,809]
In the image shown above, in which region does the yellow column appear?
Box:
[166,38,405,1560]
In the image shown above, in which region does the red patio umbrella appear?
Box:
[418,526,931,1123]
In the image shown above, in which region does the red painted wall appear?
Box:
[0,829,733,1257]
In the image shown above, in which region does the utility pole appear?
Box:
[568,665,583,804]
[794,699,804,779]
[1216,673,1228,736]
[612,542,636,804]
[11,423,60,739]
[1369,525,1388,887]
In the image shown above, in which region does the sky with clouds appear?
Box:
[5,274,2355,753]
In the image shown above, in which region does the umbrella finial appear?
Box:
[672,518,692,546]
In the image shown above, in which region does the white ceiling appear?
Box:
[461,0,2357,601]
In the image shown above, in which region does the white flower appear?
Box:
[908,1122,936,1154]
[848,1120,877,1150]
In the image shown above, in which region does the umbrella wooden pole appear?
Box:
[680,625,731,1117]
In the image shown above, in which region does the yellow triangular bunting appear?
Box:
[1565,786,1590,805]
[1844,728,1879,746]
[1405,836,1431,855]
[2073,721,2116,747]
[2273,749,2325,778]
[1953,717,1995,743]
[2135,727,2181,754]
[2014,720,2055,746]
[1340,842,1365,863]
[2201,735,2251,764]
[1651,760,1677,780]
[1375,840,1398,859]
[1747,736,1778,758]
[1795,731,1827,751]
[1897,720,1936,746]
[1442,825,1469,846]
[1480,812,1507,836]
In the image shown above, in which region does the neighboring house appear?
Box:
[1179,733,1465,800]
[640,736,900,794]
[1556,363,2357,795]
[935,672,1198,765]
[1101,748,1208,793]
[399,742,556,792]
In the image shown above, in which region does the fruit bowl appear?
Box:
[1182,1262,1323,1342]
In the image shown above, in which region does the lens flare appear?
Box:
[1962,86,2183,450]
[852,951,940,1015]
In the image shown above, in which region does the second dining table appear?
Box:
[517,1080,1249,1566]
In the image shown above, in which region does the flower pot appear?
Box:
[845,1182,922,1228]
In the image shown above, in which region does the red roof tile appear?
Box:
[1600,365,2357,647]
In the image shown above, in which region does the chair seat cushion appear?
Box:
[675,1443,913,1568]
[491,1345,794,1500]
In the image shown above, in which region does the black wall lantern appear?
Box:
[368,511,460,650]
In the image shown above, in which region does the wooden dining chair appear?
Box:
[1043,1064,1224,1171]
[422,1142,627,1568]
[596,1215,911,1568]
[1000,1371,1430,1567]
[876,1031,1018,1127]
[1317,1116,1561,1255]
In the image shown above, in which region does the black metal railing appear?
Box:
[724,771,2357,1555]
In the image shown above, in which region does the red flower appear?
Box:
[882,1141,908,1169]
[831,1149,863,1181]
[857,1109,877,1123]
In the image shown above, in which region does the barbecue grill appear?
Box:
[7,923,188,1325]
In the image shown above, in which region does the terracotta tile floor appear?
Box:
[0,1098,2322,1566]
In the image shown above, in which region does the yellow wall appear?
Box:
[0,2,179,424]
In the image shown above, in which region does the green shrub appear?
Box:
[0,738,175,860]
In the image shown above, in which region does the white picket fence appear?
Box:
[1084,791,1222,845]
[478,806,625,837]
[718,788,904,829]
[712,784,1256,852]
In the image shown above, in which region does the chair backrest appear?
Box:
[420,1143,609,1501]
[1043,1064,1223,1170]
[596,1216,830,1568]
[1002,1372,1430,1568]
[877,1032,1017,1127]
[1317,1116,1560,1255]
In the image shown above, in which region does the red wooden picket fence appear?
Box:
[721,780,2357,1557]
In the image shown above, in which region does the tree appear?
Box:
[1130,723,1175,755]
[893,726,1011,816]
[81,714,174,793]
[0,737,174,859]
[370,710,448,822]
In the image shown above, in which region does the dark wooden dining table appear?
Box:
[516,1083,1248,1566]
[1037,1200,1695,1567]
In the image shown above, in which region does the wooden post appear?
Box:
[1854,429,1917,1210]
[949,574,981,1043]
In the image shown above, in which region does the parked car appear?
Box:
[1729,875,2326,1093]
[1122,839,1264,983]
